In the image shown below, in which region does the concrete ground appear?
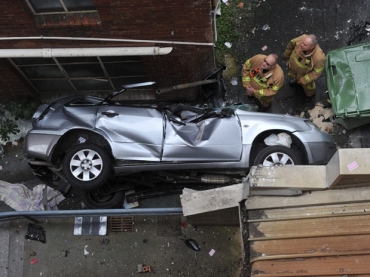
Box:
[1,217,242,277]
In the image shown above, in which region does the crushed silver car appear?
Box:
[24,81,336,207]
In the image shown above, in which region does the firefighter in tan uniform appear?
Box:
[283,34,325,99]
[242,53,284,109]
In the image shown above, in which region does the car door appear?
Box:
[162,112,243,161]
[95,105,164,161]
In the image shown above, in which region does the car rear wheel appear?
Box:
[82,189,124,209]
[253,146,301,166]
[62,143,112,190]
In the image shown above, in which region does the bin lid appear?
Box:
[326,43,370,118]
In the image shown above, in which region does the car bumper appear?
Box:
[23,133,61,161]
[306,141,337,165]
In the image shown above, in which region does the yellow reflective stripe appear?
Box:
[252,77,268,88]
[258,89,264,96]
[304,75,312,82]
[242,77,250,82]
[314,66,324,73]
[245,59,251,66]
[272,85,281,91]
[293,56,306,68]
[307,82,316,90]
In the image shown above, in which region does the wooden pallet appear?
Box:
[248,202,370,276]
[109,216,134,232]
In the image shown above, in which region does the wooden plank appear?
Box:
[250,234,370,260]
[251,254,370,276]
[246,187,370,210]
[248,202,370,220]
[249,214,370,240]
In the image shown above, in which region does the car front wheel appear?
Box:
[253,146,301,166]
[62,143,112,190]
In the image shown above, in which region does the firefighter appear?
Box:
[283,34,325,102]
[242,53,284,110]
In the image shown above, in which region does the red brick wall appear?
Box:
[0,0,214,103]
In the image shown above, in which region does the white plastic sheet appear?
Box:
[264,132,292,148]
[0,180,64,211]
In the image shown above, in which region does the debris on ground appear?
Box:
[137,264,152,273]
[100,238,110,245]
[209,249,216,256]
[83,245,89,256]
[230,77,238,85]
[61,250,68,257]
[222,0,231,6]
[25,223,46,243]
[185,239,200,251]
[30,258,38,265]
[308,103,334,133]
[224,42,232,48]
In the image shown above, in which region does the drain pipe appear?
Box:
[0,36,214,47]
[156,79,218,94]
[0,47,172,58]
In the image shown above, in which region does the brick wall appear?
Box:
[0,0,215,103]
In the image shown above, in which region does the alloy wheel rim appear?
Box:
[69,149,103,181]
[262,152,294,166]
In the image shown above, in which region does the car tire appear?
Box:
[82,189,125,209]
[62,143,112,190]
[253,146,301,166]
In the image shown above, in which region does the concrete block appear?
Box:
[248,165,327,190]
[246,186,370,210]
[326,148,370,189]
[180,183,247,216]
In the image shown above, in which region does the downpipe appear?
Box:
[156,79,218,94]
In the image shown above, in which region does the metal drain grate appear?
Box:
[109,216,134,232]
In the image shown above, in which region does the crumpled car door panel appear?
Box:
[162,115,242,161]
[96,106,164,161]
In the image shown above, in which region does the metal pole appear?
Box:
[0,208,184,222]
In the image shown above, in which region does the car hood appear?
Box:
[235,110,313,132]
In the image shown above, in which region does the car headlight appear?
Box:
[305,120,319,130]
